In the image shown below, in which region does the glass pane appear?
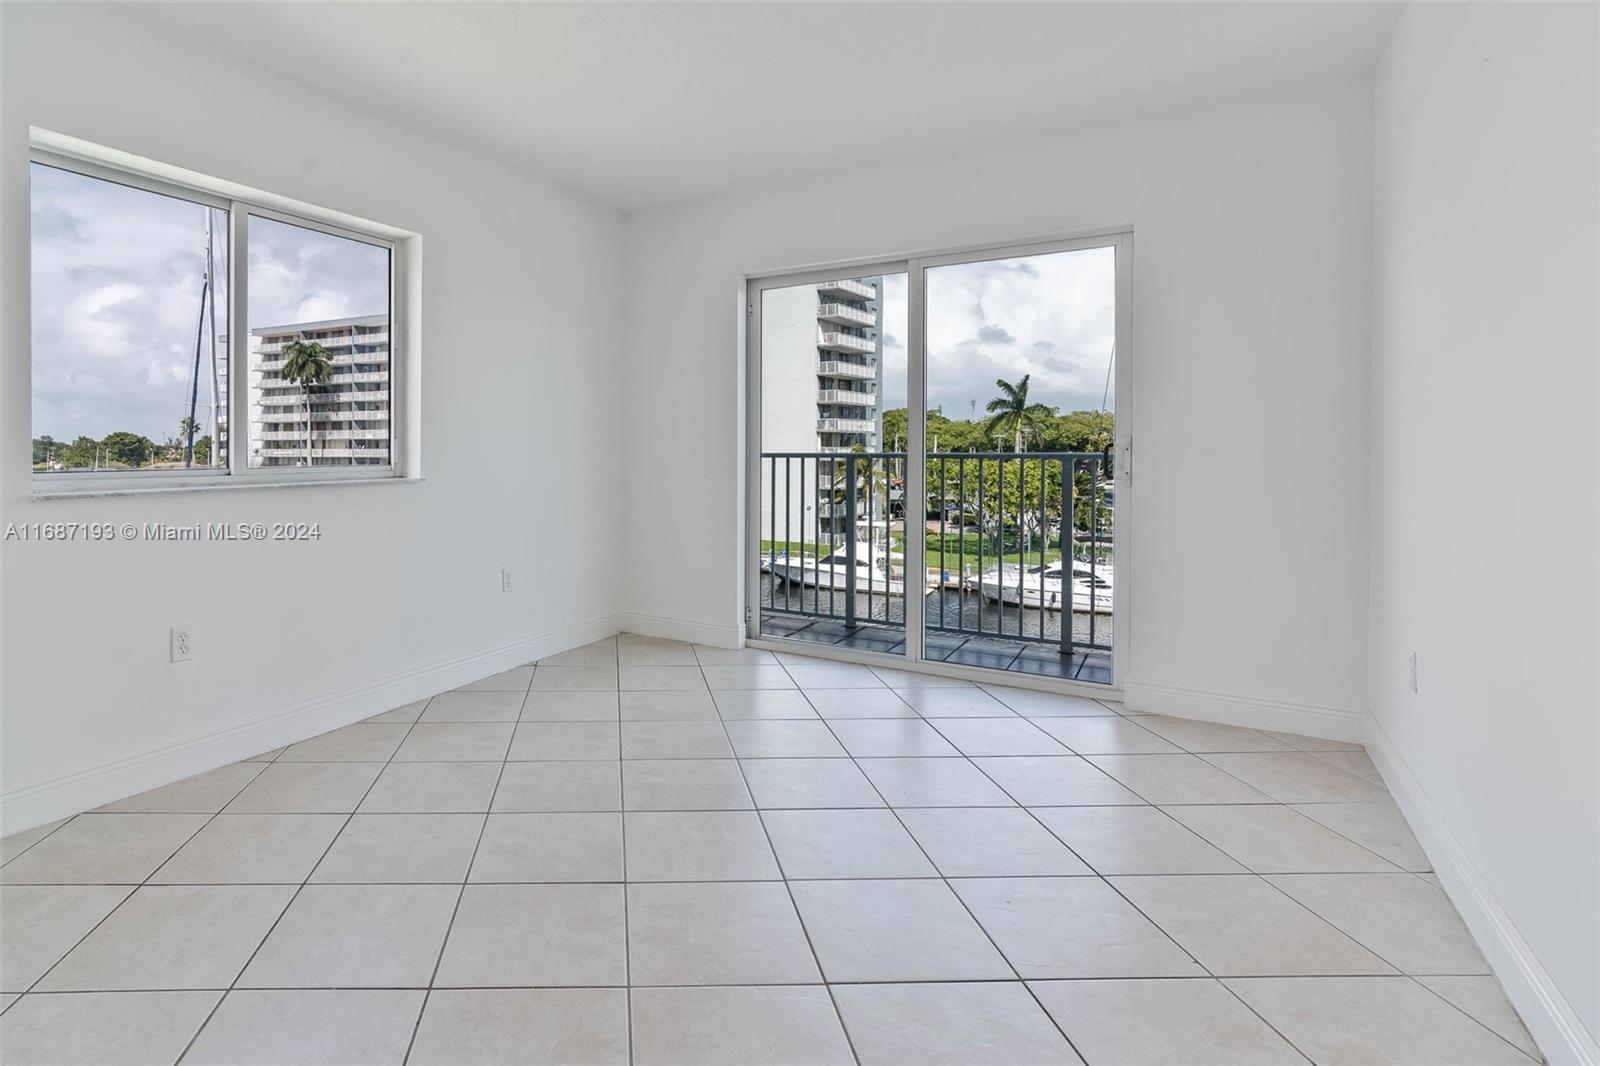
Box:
[923,246,1116,684]
[247,215,391,468]
[756,272,908,653]
[30,162,230,473]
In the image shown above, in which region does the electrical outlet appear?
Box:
[501,568,513,594]
[1407,651,1418,693]
[171,625,194,663]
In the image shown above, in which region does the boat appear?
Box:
[763,541,906,595]
[964,557,1113,614]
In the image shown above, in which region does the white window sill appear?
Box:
[31,474,424,501]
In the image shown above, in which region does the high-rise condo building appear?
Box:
[250,315,391,467]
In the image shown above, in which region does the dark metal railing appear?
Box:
[760,451,906,631]
[758,450,1114,657]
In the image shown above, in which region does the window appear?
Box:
[29,144,409,492]
[30,162,231,475]
[246,215,392,469]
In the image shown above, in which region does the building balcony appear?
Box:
[816,279,876,301]
[817,331,877,355]
[816,302,876,327]
[817,417,876,434]
[256,351,389,369]
[818,389,876,407]
[816,360,876,381]
[256,429,390,441]
[255,407,390,422]
[255,332,388,355]
[255,446,392,459]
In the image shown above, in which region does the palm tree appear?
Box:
[280,340,334,466]
[178,416,199,467]
[983,374,1055,452]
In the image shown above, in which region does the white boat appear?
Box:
[763,541,905,595]
[965,558,1113,614]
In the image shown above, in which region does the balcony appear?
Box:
[255,407,390,421]
[255,446,392,460]
[256,428,390,441]
[257,351,389,369]
[816,302,876,327]
[817,331,876,355]
[256,332,389,355]
[756,450,1114,684]
[816,360,876,381]
[254,370,390,386]
[817,417,876,434]
[817,389,875,407]
[816,278,876,301]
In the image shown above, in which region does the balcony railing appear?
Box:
[757,451,1113,658]
[255,408,390,422]
[816,302,876,327]
[816,360,876,381]
[255,447,391,459]
[257,351,389,369]
[256,332,388,355]
[256,429,390,441]
[817,389,875,407]
[816,331,877,355]
[816,279,877,301]
[817,417,876,433]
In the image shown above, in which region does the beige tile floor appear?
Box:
[0,634,1542,1065]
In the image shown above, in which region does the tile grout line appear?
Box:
[13,759,276,1004]
[612,644,636,1066]
[941,713,1413,1064]
[3,638,1522,1063]
[776,658,1090,1065]
[0,971,1519,995]
[399,676,520,1066]
[0,812,82,872]
[807,667,1367,1065]
[174,694,438,1066]
[702,655,863,1066]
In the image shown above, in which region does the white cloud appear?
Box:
[29,163,388,442]
[875,246,1116,419]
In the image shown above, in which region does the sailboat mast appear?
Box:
[205,212,221,467]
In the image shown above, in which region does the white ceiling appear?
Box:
[140,1,1402,212]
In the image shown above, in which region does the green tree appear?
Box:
[60,436,99,469]
[178,416,199,466]
[983,375,1055,452]
[192,435,212,466]
[100,431,157,468]
[880,408,908,452]
[32,436,61,465]
[280,339,335,466]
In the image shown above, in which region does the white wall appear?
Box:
[1370,3,1598,1059]
[622,81,1374,733]
[0,3,626,832]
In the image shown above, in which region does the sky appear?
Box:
[29,162,389,444]
[876,245,1117,422]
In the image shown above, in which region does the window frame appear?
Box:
[28,139,415,496]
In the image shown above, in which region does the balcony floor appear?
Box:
[0,633,1526,1066]
[759,616,1113,686]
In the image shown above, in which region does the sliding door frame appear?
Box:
[745,259,912,661]
[744,229,1133,698]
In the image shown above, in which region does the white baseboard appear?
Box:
[1367,715,1597,1066]
[0,614,623,836]
[1121,678,1364,743]
[616,610,742,649]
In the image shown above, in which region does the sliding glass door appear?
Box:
[747,234,1128,690]
[748,267,910,656]
[917,237,1126,686]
